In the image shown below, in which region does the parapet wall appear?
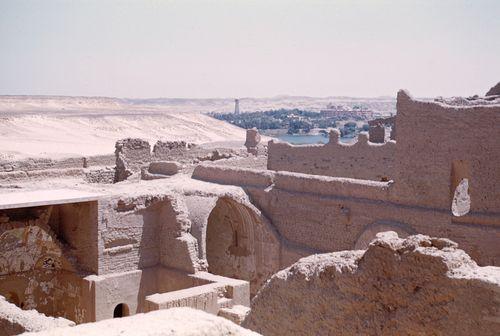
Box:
[267,131,396,181]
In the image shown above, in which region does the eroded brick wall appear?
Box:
[267,131,395,181]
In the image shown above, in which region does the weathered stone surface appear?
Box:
[243,232,500,336]
[141,161,181,180]
[267,133,396,181]
[368,124,385,143]
[244,128,261,155]
[25,308,260,336]
[84,167,115,184]
[390,123,396,140]
[148,161,181,175]
[198,149,233,162]
[0,296,74,336]
[486,81,500,96]
[153,140,196,160]
[114,138,151,182]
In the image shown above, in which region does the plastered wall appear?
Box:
[0,205,96,323]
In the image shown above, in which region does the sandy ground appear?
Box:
[0,96,250,160]
[0,95,393,161]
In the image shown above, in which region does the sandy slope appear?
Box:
[0,95,395,161]
[0,112,247,160]
[0,96,251,160]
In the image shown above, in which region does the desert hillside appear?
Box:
[0,96,248,161]
[0,95,395,161]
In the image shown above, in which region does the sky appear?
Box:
[0,0,499,98]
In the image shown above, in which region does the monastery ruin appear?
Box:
[0,88,499,335]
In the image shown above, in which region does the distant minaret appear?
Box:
[234,99,240,114]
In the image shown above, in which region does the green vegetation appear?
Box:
[210,109,337,134]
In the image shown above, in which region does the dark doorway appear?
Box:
[113,303,129,318]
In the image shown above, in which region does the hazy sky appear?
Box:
[0,0,499,98]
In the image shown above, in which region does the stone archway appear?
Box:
[206,198,256,282]
[354,220,415,250]
[205,197,280,295]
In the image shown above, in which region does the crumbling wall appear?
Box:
[368,124,385,143]
[84,168,115,184]
[392,90,500,213]
[152,140,196,160]
[192,165,500,266]
[0,205,94,323]
[267,130,395,181]
[244,128,261,155]
[114,138,151,182]
[97,196,166,274]
[243,232,500,336]
[50,202,100,274]
[0,154,115,173]
[97,193,201,275]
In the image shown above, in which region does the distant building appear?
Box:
[320,103,374,119]
[234,99,240,114]
[320,104,349,118]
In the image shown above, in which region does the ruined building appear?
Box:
[0,89,499,335]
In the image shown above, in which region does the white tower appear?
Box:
[234,99,240,114]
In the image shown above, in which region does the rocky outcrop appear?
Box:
[243,232,500,336]
[486,82,500,96]
[25,308,259,336]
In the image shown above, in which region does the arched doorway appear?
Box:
[113,303,129,318]
[206,198,255,281]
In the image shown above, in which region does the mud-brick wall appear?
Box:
[247,172,500,267]
[391,90,500,213]
[192,165,500,267]
[48,202,100,274]
[97,198,164,275]
[267,132,396,181]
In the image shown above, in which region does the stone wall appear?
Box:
[192,165,500,266]
[243,232,500,336]
[0,203,99,323]
[267,130,396,181]
[114,138,151,182]
[391,90,500,213]
[0,154,115,173]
